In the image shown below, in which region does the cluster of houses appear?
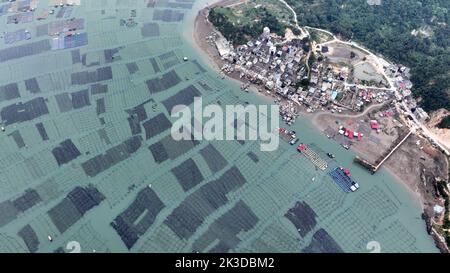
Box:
[214,27,394,115]
[385,64,430,122]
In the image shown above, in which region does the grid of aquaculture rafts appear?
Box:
[116,146,230,250]
[156,0,195,9]
[173,59,207,80]
[162,85,201,112]
[13,184,105,253]
[163,36,184,50]
[372,220,420,253]
[157,23,180,37]
[244,220,303,253]
[56,6,73,18]
[324,208,375,252]
[0,146,56,196]
[190,200,259,253]
[352,186,399,230]
[132,139,248,251]
[141,22,160,37]
[48,186,105,233]
[148,57,161,73]
[157,49,182,70]
[110,186,165,249]
[328,168,356,193]
[260,155,317,205]
[153,9,185,22]
[195,74,227,94]
[302,182,346,220]
[163,166,247,239]
[137,167,248,252]
[284,201,318,238]
[95,147,156,207]
[4,29,31,44]
[324,193,416,253]
[146,70,182,94]
[7,12,34,24]
[301,228,344,253]
[0,234,27,252]
[148,161,198,206]
[192,144,286,251]
[0,39,51,62]
[59,222,110,253]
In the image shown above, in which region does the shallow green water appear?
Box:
[0,0,437,253]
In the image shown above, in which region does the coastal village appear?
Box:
[208,23,439,154]
[199,1,450,252]
[211,24,430,130]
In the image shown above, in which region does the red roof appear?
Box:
[347,129,354,139]
[370,121,379,129]
[344,168,351,176]
[357,133,361,141]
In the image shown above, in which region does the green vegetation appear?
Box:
[437,180,450,229]
[208,1,293,45]
[208,7,284,45]
[438,115,450,129]
[296,78,310,89]
[335,92,344,102]
[286,0,450,113]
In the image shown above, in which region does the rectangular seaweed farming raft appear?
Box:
[297,144,328,171]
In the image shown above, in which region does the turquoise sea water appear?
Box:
[0,0,437,253]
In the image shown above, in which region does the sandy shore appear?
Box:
[192,0,449,216]
[311,111,449,211]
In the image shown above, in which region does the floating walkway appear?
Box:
[297,144,328,171]
[328,167,360,193]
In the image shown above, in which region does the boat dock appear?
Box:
[297,144,328,171]
[354,130,413,174]
[328,167,360,193]
[279,128,298,144]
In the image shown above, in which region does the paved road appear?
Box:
[314,102,388,121]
